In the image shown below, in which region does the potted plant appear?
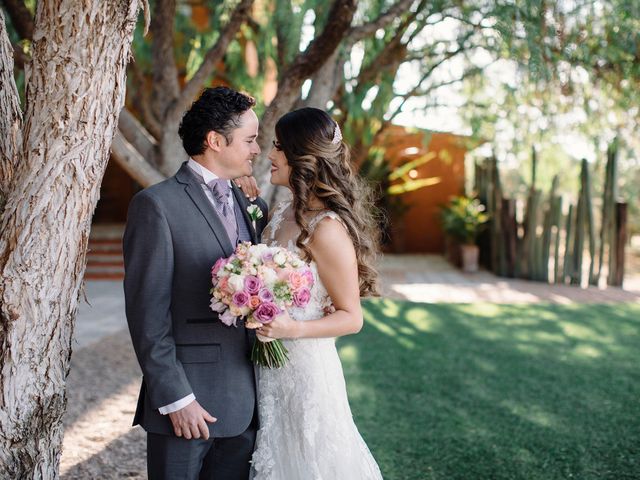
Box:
[440,196,489,272]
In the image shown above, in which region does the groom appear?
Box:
[123,86,268,479]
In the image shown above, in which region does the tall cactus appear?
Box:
[582,160,597,286]
[552,195,564,284]
[571,159,594,286]
[540,176,559,282]
[563,204,575,283]
[489,157,506,275]
[520,148,539,279]
[606,140,620,285]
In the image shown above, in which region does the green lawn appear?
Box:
[338,300,640,480]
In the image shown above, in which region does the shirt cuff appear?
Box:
[158,394,195,415]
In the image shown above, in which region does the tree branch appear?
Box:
[387,63,489,122]
[1,0,34,40]
[0,8,23,206]
[111,133,166,188]
[128,59,163,139]
[165,0,255,129]
[117,108,157,165]
[347,0,414,45]
[254,0,358,196]
[150,0,180,121]
[302,0,417,110]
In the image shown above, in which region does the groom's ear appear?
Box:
[205,131,224,152]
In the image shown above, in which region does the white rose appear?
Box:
[261,268,278,286]
[273,251,286,266]
[228,274,244,293]
[251,243,268,256]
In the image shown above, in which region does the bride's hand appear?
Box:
[257,310,300,339]
[233,176,260,201]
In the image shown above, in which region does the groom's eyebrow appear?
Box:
[246,134,258,140]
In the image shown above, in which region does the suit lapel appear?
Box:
[176,163,235,257]
[232,184,258,244]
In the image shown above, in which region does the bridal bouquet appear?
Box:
[210,242,314,368]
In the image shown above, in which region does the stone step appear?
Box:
[89,223,125,240]
[86,224,125,281]
[88,240,123,253]
[84,271,125,281]
[87,258,124,267]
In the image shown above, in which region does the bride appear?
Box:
[250,107,383,479]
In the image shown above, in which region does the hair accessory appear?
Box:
[331,122,343,145]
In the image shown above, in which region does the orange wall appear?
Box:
[378,127,467,253]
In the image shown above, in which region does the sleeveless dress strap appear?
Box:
[305,210,346,243]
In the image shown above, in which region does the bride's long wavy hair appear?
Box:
[275,107,381,297]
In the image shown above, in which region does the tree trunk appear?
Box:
[0,9,22,213]
[0,0,142,477]
[254,0,358,201]
[304,49,343,108]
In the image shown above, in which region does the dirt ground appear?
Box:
[61,331,146,479]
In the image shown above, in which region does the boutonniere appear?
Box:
[247,204,264,230]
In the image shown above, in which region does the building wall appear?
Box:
[93,158,140,223]
[378,126,467,253]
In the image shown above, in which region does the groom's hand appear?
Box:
[168,400,217,440]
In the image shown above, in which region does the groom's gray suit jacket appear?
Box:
[123,162,268,438]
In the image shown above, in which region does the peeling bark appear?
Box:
[150,0,180,122]
[0,9,22,212]
[0,0,141,476]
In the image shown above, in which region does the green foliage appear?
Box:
[440,195,489,244]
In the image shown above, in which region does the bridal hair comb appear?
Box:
[331,122,343,145]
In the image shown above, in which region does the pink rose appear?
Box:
[302,269,315,288]
[277,268,292,281]
[244,275,262,295]
[211,257,227,276]
[249,295,261,309]
[220,309,237,327]
[254,302,281,324]
[232,291,249,307]
[289,271,304,290]
[258,288,274,303]
[218,276,229,293]
[293,287,311,307]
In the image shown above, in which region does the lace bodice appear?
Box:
[262,200,340,321]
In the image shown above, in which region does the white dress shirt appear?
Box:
[188,158,235,210]
[158,159,234,415]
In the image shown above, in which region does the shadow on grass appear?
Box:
[338,300,640,480]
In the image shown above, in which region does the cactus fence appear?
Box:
[474,141,628,287]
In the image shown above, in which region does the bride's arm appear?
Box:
[258,217,364,339]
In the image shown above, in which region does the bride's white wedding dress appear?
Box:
[250,200,383,480]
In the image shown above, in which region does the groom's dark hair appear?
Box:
[179,86,256,156]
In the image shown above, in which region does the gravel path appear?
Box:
[61,330,145,479]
